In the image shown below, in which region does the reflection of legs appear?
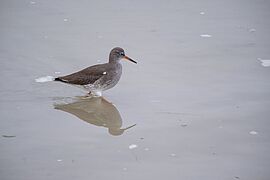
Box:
[77,92,94,100]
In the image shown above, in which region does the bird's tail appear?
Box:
[54,77,69,83]
[54,77,63,82]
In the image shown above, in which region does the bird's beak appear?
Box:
[121,124,137,130]
[123,55,137,64]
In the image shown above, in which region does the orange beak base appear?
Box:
[123,55,137,64]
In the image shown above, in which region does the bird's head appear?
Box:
[109,47,137,64]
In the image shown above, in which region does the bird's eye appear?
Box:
[120,52,125,56]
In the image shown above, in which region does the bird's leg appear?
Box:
[80,91,93,99]
[86,91,96,98]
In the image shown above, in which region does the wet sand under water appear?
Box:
[1,0,270,180]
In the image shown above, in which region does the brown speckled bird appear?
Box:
[55,47,137,96]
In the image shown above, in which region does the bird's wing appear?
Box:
[55,64,108,85]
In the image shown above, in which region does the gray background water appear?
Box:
[1,0,270,179]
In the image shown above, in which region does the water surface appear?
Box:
[1,0,270,180]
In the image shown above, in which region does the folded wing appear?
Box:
[55,64,108,85]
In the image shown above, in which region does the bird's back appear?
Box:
[55,62,122,90]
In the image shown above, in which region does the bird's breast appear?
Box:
[106,64,122,83]
[97,63,122,90]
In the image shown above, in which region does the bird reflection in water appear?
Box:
[54,96,136,136]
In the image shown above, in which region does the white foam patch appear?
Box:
[200,34,212,38]
[258,58,270,67]
[35,76,54,83]
[249,131,258,135]
[129,144,137,149]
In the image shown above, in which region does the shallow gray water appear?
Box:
[1,0,270,180]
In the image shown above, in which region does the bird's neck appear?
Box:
[109,58,121,64]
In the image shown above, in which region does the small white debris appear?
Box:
[63,18,68,22]
[129,144,137,149]
[200,12,205,15]
[123,167,127,171]
[249,131,258,135]
[200,34,212,38]
[144,148,149,151]
[35,76,54,83]
[54,71,61,74]
[103,71,107,75]
[57,159,63,162]
[258,58,270,67]
[30,1,36,5]
[249,28,256,33]
[170,153,176,157]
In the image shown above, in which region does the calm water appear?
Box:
[1,0,270,179]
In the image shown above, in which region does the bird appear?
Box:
[54,47,137,96]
